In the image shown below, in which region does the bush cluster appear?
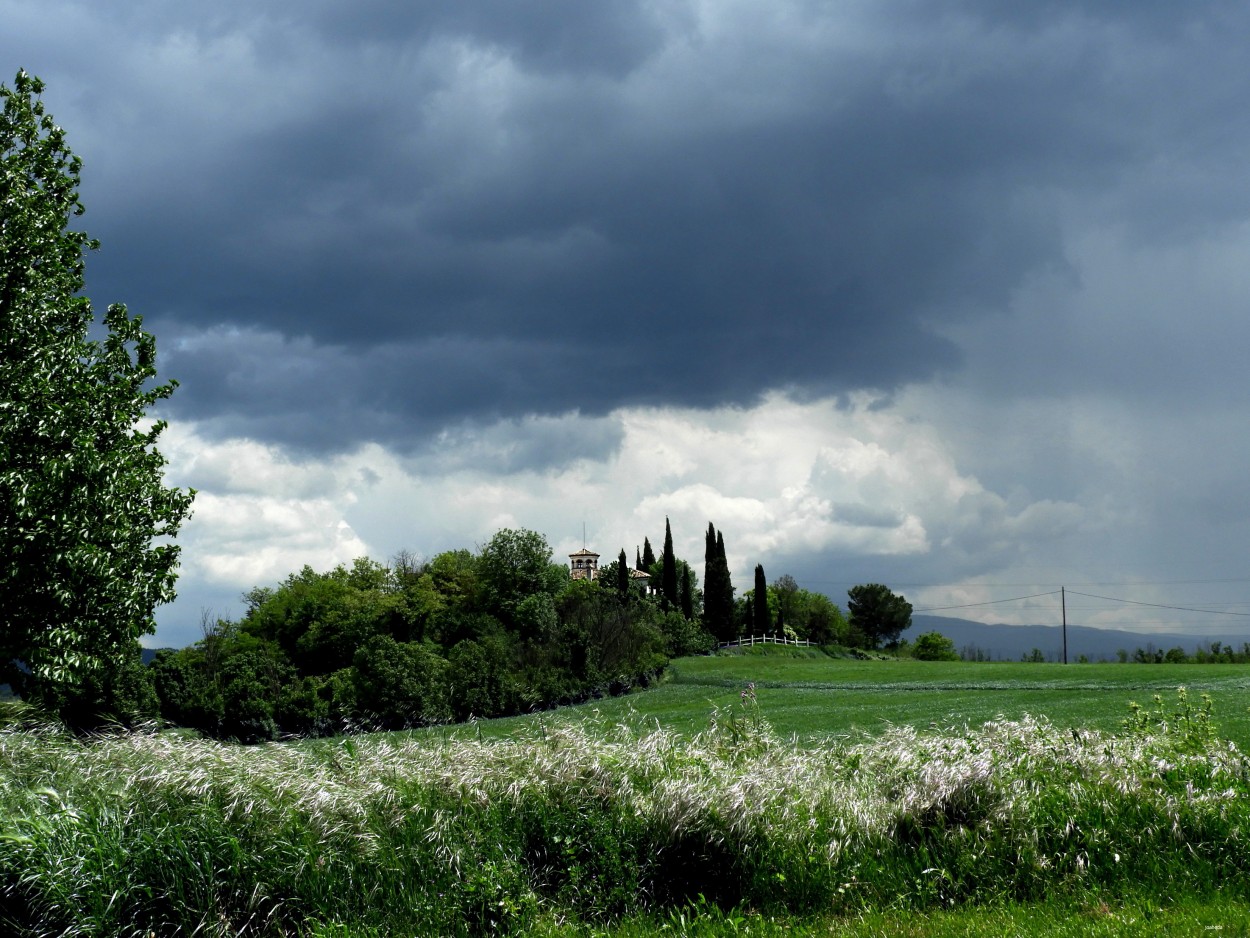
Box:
[149,529,714,741]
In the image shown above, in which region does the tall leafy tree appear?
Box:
[847,583,913,649]
[661,516,678,611]
[476,527,563,627]
[0,71,194,724]
[773,574,800,628]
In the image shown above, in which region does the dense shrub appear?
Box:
[149,527,717,740]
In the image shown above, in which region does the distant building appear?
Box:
[569,548,600,581]
[569,546,654,593]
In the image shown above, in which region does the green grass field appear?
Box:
[7,649,1250,937]
[421,647,1250,750]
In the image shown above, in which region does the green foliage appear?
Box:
[659,610,715,658]
[913,631,960,662]
[477,528,566,628]
[801,591,848,645]
[150,647,223,733]
[218,646,295,743]
[847,584,912,649]
[748,579,848,646]
[1122,686,1218,752]
[514,591,558,643]
[553,578,668,689]
[352,635,450,729]
[597,557,644,604]
[0,70,194,727]
[447,636,517,720]
[153,526,674,739]
[707,681,773,757]
[33,643,160,730]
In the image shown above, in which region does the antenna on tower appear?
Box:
[582,522,587,548]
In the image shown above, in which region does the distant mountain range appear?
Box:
[905,614,1248,662]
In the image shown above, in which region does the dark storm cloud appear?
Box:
[304,0,667,77]
[8,0,1250,452]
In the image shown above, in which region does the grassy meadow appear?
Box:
[4,649,1250,936]
[426,647,1250,749]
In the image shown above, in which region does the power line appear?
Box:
[914,590,1062,613]
[1064,589,1250,618]
[795,576,1250,590]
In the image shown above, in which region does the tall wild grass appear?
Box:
[1,691,1247,936]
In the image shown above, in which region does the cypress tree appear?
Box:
[642,537,656,570]
[753,565,769,635]
[702,525,736,643]
[617,548,629,597]
[718,531,734,636]
[705,524,716,565]
[661,517,678,611]
[681,564,694,620]
[703,523,717,631]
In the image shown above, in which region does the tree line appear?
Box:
[146,524,918,742]
[152,528,691,741]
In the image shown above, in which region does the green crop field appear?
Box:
[419,647,1250,751]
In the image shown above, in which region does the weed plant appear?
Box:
[2,690,1249,936]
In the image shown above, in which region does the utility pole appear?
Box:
[1062,586,1068,664]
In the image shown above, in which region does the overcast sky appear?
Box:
[6,0,1250,647]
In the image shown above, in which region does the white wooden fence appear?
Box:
[717,634,813,650]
